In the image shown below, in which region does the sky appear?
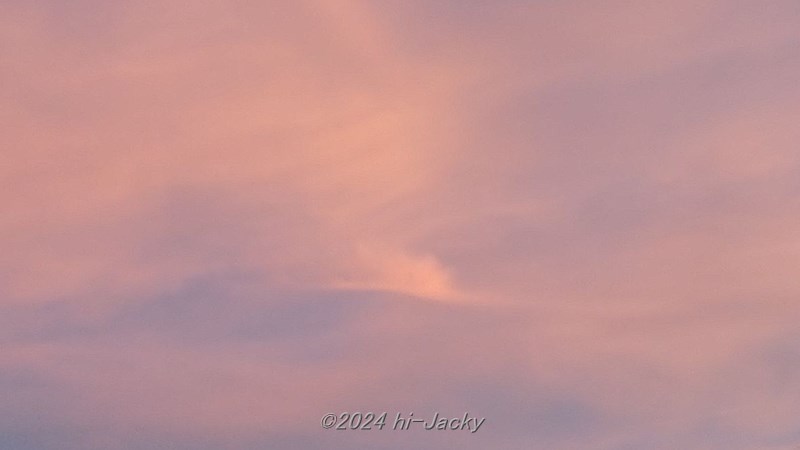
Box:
[2,1,800,449]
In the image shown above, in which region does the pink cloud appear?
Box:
[2,1,800,449]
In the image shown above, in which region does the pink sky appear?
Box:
[2,1,800,449]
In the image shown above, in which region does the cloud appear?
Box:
[332,242,459,301]
[2,0,800,449]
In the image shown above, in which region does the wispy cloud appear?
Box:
[2,1,800,449]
